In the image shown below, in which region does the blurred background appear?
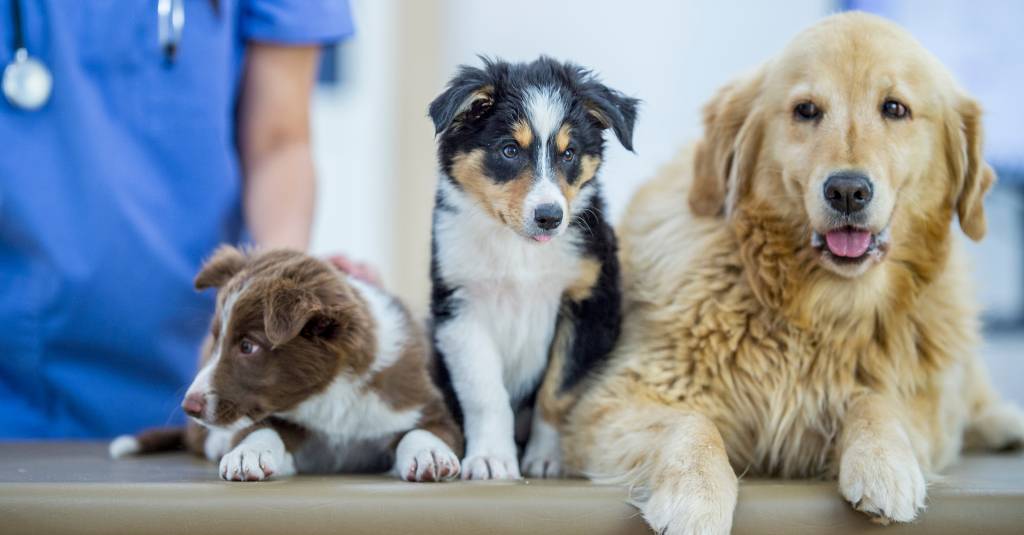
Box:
[309,0,1023,402]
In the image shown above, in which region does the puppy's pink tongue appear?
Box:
[825,229,871,258]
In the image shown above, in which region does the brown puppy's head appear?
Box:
[690,12,994,279]
[182,246,374,432]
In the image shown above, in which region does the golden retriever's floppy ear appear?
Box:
[194,245,246,290]
[948,96,996,241]
[690,69,766,217]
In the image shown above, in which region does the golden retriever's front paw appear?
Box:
[639,464,737,535]
[970,402,1024,451]
[839,441,926,523]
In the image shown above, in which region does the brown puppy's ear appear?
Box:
[948,96,996,241]
[690,68,766,217]
[195,245,247,290]
[264,286,322,348]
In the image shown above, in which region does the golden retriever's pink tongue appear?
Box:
[825,229,871,258]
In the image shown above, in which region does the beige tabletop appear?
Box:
[1,442,1022,534]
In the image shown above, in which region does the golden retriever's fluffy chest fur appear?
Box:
[609,147,974,478]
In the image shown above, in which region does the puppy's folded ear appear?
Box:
[947,96,996,241]
[195,245,246,290]
[690,67,766,218]
[429,59,498,135]
[264,286,322,348]
[579,77,640,152]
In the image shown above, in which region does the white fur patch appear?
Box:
[348,277,406,373]
[203,428,233,462]
[108,435,140,459]
[279,374,422,473]
[521,416,563,478]
[219,427,295,482]
[393,429,461,482]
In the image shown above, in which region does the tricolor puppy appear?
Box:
[429,57,637,479]
[110,247,462,482]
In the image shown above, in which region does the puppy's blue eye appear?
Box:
[562,148,575,162]
[501,144,519,159]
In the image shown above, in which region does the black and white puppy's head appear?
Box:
[430,57,638,243]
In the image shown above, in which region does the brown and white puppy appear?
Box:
[565,12,1024,534]
[111,246,462,482]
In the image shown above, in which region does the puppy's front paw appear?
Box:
[397,449,461,482]
[394,429,461,482]
[522,454,562,479]
[522,419,563,478]
[461,454,521,480]
[219,446,279,482]
[839,440,926,523]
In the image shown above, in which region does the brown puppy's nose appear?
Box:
[182,393,206,418]
[824,172,873,215]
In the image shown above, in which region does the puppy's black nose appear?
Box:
[534,203,563,230]
[824,172,873,214]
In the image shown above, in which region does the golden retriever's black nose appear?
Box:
[824,172,873,214]
[534,203,563,230]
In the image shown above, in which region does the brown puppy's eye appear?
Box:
[501,144,519,159]
[881,99,910,120]
[239,338,260,355]
[562,148,575,162]
[794,102,821,121]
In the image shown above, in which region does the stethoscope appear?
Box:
[2,0,185,111]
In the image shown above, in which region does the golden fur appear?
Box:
[565,12,1023,534]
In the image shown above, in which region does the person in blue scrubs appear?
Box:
[0,0,353,438]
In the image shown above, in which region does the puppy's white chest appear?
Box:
[280,377,422,473]
[436,203,581,400]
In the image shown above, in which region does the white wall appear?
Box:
[309,0,399,281]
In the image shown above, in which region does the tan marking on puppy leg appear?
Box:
[555,124,572,153]
[566,258,602,303]
[513,120,533,148]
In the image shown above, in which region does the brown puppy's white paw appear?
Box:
[461,454,521,480]
[970,402,1024,451]
[839,440,926,523]
[219,446,278,482]
[394,429,461,482]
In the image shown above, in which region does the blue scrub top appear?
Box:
[0,0,353,438]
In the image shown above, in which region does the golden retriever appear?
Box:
[564,12,1024,534]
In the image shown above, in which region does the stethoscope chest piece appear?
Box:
[3,48,52,111]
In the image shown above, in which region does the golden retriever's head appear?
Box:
[690,12,995,279]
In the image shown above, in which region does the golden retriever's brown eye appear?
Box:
[881,99,910,120]
[794,102,821,121]
[239,338,261,355]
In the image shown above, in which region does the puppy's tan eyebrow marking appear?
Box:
[555,124,572,153]
[513,120,533,148]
